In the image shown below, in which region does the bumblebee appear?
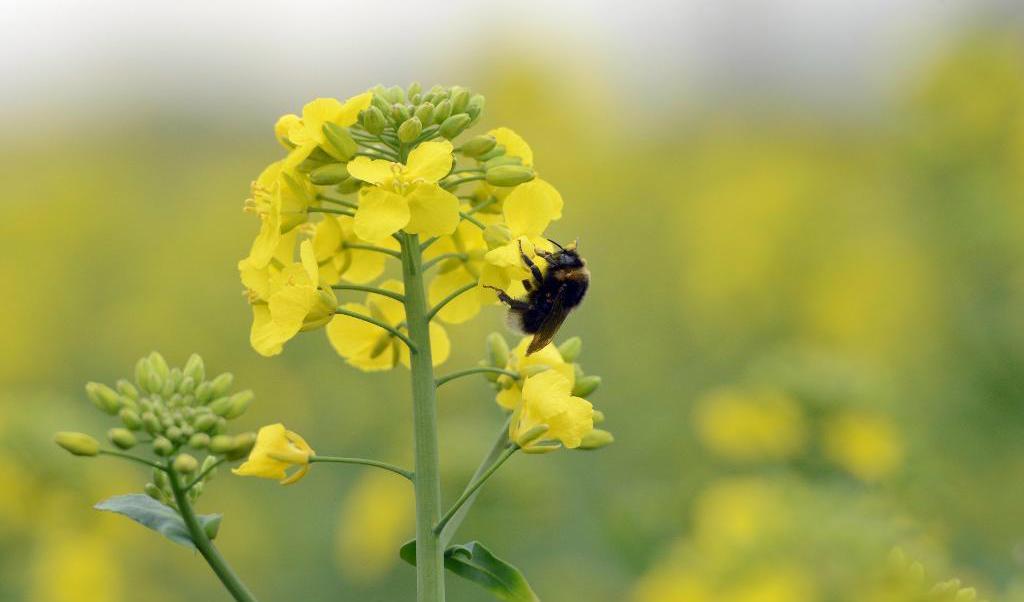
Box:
[486,239,590,355]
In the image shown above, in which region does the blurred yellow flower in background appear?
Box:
[233,423,315,485]
[30,531,123,602]
[823,411,904,482]
[694,387,807,462]
[335,471,414,584]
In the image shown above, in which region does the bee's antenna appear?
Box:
[547,238,566,251]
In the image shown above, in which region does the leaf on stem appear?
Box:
[400,539,539,602]
[95,494,222,549]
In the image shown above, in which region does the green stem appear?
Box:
[441,174,486,189]
[458,212,485,229]
[167,464,257,602]
[332,283,406,303]
[343,242,402,259]
[399,233,446,602]
[185,456,226,490]
[440,415,512,545]
[334,308,416,350]
[434,446,517,535]
[310,455,414,481]
[309,207,355,217]
[426,281,478,322]
[316,195,358,209]
[463,197,496,216]
[98,449,166,471]
[436,367,520,388]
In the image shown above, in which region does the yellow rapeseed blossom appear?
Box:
[326,280,450,371]
[425,218,496,324]
[233,423,315,485]
[335,471,414,583]
[347,140,461,242]
[694,387,807,462]
[312,214,397,285]
[281,93,372,167]
[823,411,904,481]
[509,370,593,450]
[244,161,315,268]
[496,337,576,410]
[248,240,338,356]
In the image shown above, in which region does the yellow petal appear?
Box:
[496,384,523,410]
[299,240,319,283]
[427,269,484,324]
[504,179,562,237]
[249,304,284,357]
[337,91,373,127]
[299,98,343,134]
[405,183,460,237]
[268,286,319,344]
[354,188,410,242]
[545,396,593,449]
[404,140,454,183]
[327,303,398,372]
[368,280,406,325]
[348,156,397,185]
[522,369,573,402]
[275,114,301,147]
[489,127,534,167]
[232,424,290,480]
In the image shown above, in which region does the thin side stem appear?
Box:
[332,283,406,303]
[441,174,486,189]
[343,242,402,259]
[422,252,468,272]
[434,446,517,535]
[419,236,440,252]
[167,464,257,602]
[399,233,446,602]
[185,456,226,491]
[334,308,416,350]
[463,197,496,216]
[458,212,485,229]
[436,367,520,388]
[426,281,478,322]
[316,195,358,209]
[355,150,399,161]
[309,207,355,217]
[310,455,414,481]
[98,449,166,471]
[440,415,513,545]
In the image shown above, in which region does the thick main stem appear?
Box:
[400,233,446,602]
[167,465,257,602]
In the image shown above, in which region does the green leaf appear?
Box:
[400,540,539,602]
[94,494,221,550]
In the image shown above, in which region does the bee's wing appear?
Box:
[527,284,570,355]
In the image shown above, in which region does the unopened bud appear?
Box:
[144,482,165,502]
[166,426,183,443]
[521,442,561,454]
[134,357,150,388]
[390,103,411,124]
[193,413,218,432]
[209,435,235,455]
[459,135,497,158]
[515,424,550,447]
[148,352,170,380]
[146,370,165,395]
[116,379,139,400]
[183,353,205,383]
[466,94,485,123]
[141,411,162,435]
[173,453,199,474]
[386,85,405,103]
[209,373,234,397]
[485,164,535,187]
[578,429,614,450]
[309,163,349,185]
[433,100,452,124]
[558,337,583,362]
[178,376,196,395]
[407,82,422,100]
[208,396,233,417]
[227,433,257,460]
[204,515,222,540]
[486,332,510,368]
[439,114,472,139]
[572,375,601,398]
[153,437,174,457]
[108,428,137,450]
[414,102,434,126]
[195,381,214,403]
[361,106,386,135]
[398,117,423,143]
[323,123,358,161]
[451,88,470,113]
[54,432,100,457]
[119,408,142,430]
[592,410,606,425]
[189,432,211,449]
[86,382,121,415]
[224,390,254,419]
[483,156,522,170]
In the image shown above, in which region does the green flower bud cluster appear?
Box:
[59,352,258,506]
[359,83,485,143]
[454,132,536,191]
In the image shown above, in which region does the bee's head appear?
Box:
[544,239,585,268]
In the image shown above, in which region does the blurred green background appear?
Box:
[3,2,1024,600]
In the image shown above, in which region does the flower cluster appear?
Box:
[237,84,567,368]
[55,352,257,507]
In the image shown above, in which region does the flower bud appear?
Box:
[173,453,199,474]
[390,103,411,124]
[407,81,422,100]
[515,424,550,447]
[54,432,100,457]
[209,435,235,455]
[386,85,405,103]
[116,379,139,400]
[144,482,165,502]
[433,100,453,124]
[153,437,174,456]
[398,116,423,143]
[195,381,214,404]
[592,410,606,425]
[459,135,497,158]
[577,429,614,450]
[414,102,434,126]
[166,426,183,442]
[521,442,561,454]
[210,373,234,397]
[224,390,254,419]
[323,122,358,161]
[108,428,137,450]
[178,376,196,395]
[572,375,601,398]
[200,455,219,479]
[361,106,386,135]
[439,114,472,139]
[451,88,470,113]
[485,164,535,187]
[86,382,121,415]
[189,432,211,449]
[183,353,205,383]
[466,94,485,123]
[194,413,218,432]
[208,396,232,417]
[336,176,362,194]
[486,332,510,368]
[135,357,151,387]
[204,515,222,540]
[478,144,505,162]
[148,352,170,380]
[146,369,165,395]
[371,91,391,114]
[160,377,175,399]
[483,156,522,170]
[310,162,350,185]
[117,408,141,431]
[227,432,258,460]
[558,337,583,362]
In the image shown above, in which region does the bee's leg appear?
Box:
[484,285,530,310]
[522,279,534,292]
[518,240,544,285]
